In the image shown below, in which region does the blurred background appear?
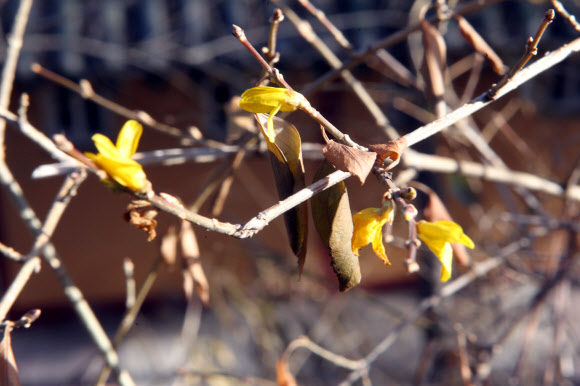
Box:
[2,0,580,385]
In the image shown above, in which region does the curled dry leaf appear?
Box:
[311,161,361,291]
[256,113,308,276]
[160,226,179,268]
[369,136,408,170]
[322,140,377,185]
[180,221,210,306]
[423,188,471,267]
[420,16,447,103]
[1,328,20,386]
[123,200,158,241]
[455,15,507,75]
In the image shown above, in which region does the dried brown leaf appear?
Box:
[123,200,158,241]
[322,140,377,185]
[160,226,179,267]
[276,359,297,386]
[256,114,308,275]
[369,137,408,170]
[0,328,20,386]
[455,15,507,75]
[180,221,210,306]
[423,189,471,267]
[311,161,361,291]
[420,17,447,101]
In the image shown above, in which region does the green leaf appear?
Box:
[311,161,361,291]
[256,114,308,276]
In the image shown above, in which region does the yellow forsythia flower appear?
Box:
[416,220,474,282]
[85,120,150,192]
[239,86,307,142]
[351,200,394,265]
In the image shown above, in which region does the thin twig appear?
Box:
[233,24,359,147]
[271,0,400,141]
[340,236,539,385]
[0,257,41,322]
[552,0,580,34]
[232,25,292,89]
[0,171,85,322]
[403,35,580,147]
[123,258,136,310]
[489,9,555,99]
[301,0,505,96]
[297,0,352,50]
[30,64,212,145]
[0,0,33,154]
[0,242,24,262]
[403,150,580,201]
[263,8,284,65]
[95,256,163,385]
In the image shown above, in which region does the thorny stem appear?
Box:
[489,9,555,98]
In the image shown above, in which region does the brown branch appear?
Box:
[489,9,555,99]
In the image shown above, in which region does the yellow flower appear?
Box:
[85,120,150,192]
[351,200,394,265]
[416,220,474,282]
[239,86,307,142]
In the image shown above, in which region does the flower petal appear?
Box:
[351,201,394,263]
[92,134,120,159]
[266,104,282,143]
[416,220,474,282]
[371,227,390,265]
[93,154,148,191]
[86,122,149,192]
[239,86,303,114]
[439,243,453,282]
[116,120,143,158]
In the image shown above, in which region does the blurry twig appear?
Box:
[403,150,580,201]
[301,0,504,96]
[340,235,540,385]
[0,0,33,151]
[31,64,211,146]
[403,35,580,146]
[96,256,163,385]
[0,242,24,262]
[552,0,580,33]
[123,258,136,310]
[281,236,533,384]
